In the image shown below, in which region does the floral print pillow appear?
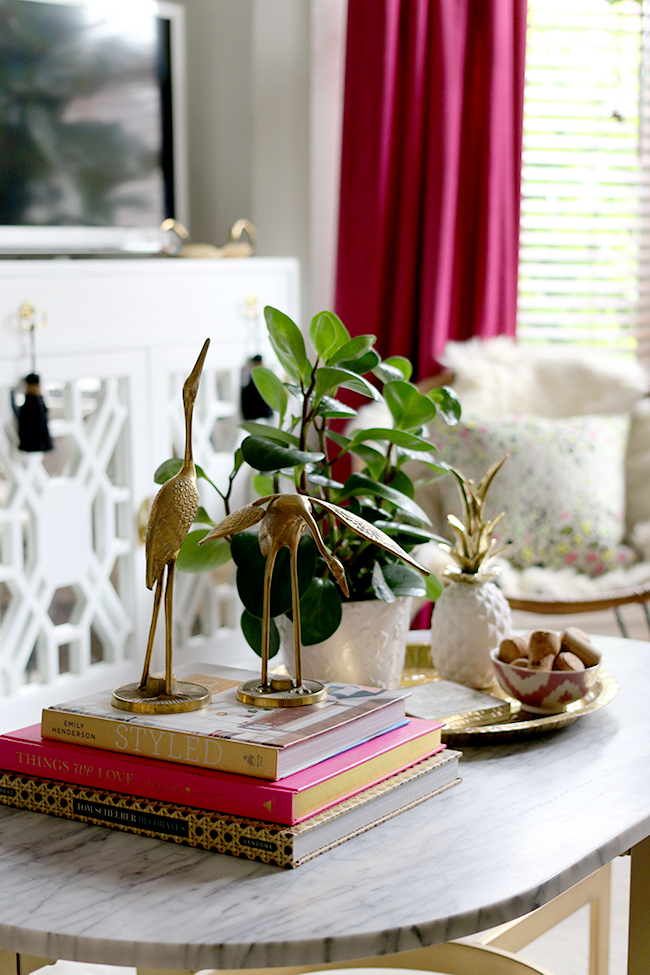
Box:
[430,414,636,577]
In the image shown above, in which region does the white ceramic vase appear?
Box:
[430,578,512,689]
[277,597,412,690]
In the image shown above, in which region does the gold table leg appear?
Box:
[0,954,54,975]
[628,835,650,975]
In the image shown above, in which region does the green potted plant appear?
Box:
[155,306,460,687]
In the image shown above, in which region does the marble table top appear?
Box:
[0,635,648,971]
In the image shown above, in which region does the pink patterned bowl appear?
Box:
[490,647,600,713]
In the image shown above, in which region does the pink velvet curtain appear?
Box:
[335,0,527,380]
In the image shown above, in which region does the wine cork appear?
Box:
[567,626,590,643]
[529,630,561,670]
[499,635,529,663]
[561,627,601,668]
[554,651,585,672]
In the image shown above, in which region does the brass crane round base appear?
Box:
[112,673,211,714]
[237,676,327,707]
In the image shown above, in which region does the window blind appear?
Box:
[517,0,645,358]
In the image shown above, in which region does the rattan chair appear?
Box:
[506,582,650,638]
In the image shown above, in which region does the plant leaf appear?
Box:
[264,306,310,383]
[309,311,338,360]
[383,380,439,430]
[382,563,426,598]
[325,430,386,477]
[335,473,431,524]
[373,361,408,384]
[390,468,415,499]
[325,430,352,451]
[154,458,182,483]
[154,458,213,484]
[374,521,447,544]
[233,532,317,618]
[395,447,448,470]
[425,573,444,602]
[251,367,288,423]
[325,334,375,365]
[239,422,300,446]
[253,474,275,496]
[240,609,280,659]
[306,471,344,490]
[427,385,462,425]
[315,395,358,419]
[240,436,324,472]
[336,350,381,374]
[371,562,396,603]
[194,506,215,526]
[313,366,381,404]
[351,444,386,479]
[350,428,434,451]
[287,576,343,645]
[177,530,230,573]
[384,356,413,381]
[309,310,350,361]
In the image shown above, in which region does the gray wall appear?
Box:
[180,0,312,321]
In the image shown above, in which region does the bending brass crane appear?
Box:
[199,493,429,706]
[142,338,210,694]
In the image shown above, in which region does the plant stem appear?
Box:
[298,366,317,494]
[316,418,338,546]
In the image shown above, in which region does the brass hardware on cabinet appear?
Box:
[19,301,47,331]
[137,497,152,544]
[244,292,261,318]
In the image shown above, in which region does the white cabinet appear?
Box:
[0,257,298,730]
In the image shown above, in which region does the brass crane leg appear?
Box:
[114,556,209,712]
[261,542,279,688]
[164,560,176,696]
[289,540,302,687]
[139,575,163,688]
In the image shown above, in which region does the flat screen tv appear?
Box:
[0,0,187,254]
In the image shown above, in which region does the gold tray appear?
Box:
[440,672,618,745]
[401,643,619,745]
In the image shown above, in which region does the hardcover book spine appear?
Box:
[0,737,295,823]
[41,710,280,779]
[0,769,461,869]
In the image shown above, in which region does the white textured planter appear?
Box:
[430,579,512,689]
[277,597,412,690]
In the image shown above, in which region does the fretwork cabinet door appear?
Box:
[0,257,298,731]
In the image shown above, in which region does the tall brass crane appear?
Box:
[112,339,210,713]
[143,337,210,691]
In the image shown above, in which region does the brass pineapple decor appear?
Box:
[430,456,513,689]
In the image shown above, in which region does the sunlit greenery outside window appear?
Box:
[517,0,646,358]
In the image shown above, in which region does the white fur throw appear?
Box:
[441,336,648,419]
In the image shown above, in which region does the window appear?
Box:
[517,0,648,360]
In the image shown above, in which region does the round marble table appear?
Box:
[0,636,647,972]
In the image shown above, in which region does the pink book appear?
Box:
[0,719,445,825]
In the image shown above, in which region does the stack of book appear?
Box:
[0,663,461,868]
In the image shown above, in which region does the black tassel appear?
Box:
[11,373,54,452]
[241,354,273,421]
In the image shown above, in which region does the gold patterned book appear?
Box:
[41,663,410,779]
[0,750,461,868]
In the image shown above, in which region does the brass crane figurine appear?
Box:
[199,493,430,707]
[112,339,212,714]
